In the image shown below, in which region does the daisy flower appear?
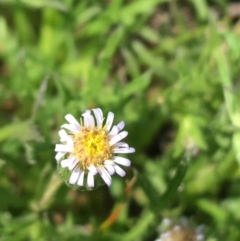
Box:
[155,218,204,241]
[55,108,135,189]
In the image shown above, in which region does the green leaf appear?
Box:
[197,199,228,222]
[121,47,139,77]
[118,209,154,241]
[157,154,188,211]
[132,40,164,70]
[191,0,209,21]
[21,0,68,11]
[215,48,240,128]
[99,27,124,60]
[120,0,169,26]
[75,5,101,26]
[174,115,207,157]
[0,121,43,143]
[120,71,152,99]
[232,132,240,166]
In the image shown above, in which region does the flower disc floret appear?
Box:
[55,108,135,188]
[73,127,111,170]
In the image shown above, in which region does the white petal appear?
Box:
[106,112,114,132]
[108,126,119,136]
[97,108,103,118]
[113,142,129,148]
[59,129,68,140]
[117,121,125,131]
[104,160,114,165]
[104,164,115,175]
[84,110,91,114]
[113,156,131,166]
[112,147,135,153]
[68,157,78,171]
[61,158,70,168]
[60,156,76,169]
[196,234,204,241]
[55,144,72,152]
[65,114,80,126]
[114,164,126,177]
[61,123,80,132]
[93,108,103,127]
[109,131,128,146]
[87,164,97,175]
[65,136,74,147]
[87,172,95,187]
[69,168,80,184]
[82,112,95,128]
[77,171,85,186]
[97,167,112,186]
[55,152,65,162]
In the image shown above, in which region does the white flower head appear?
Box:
[55,108,135,190]
[155,217,205,241]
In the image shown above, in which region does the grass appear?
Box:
[1,0,240,240]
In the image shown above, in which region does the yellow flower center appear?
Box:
[73,127,111,170]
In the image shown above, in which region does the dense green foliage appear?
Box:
[1,0,240,240]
